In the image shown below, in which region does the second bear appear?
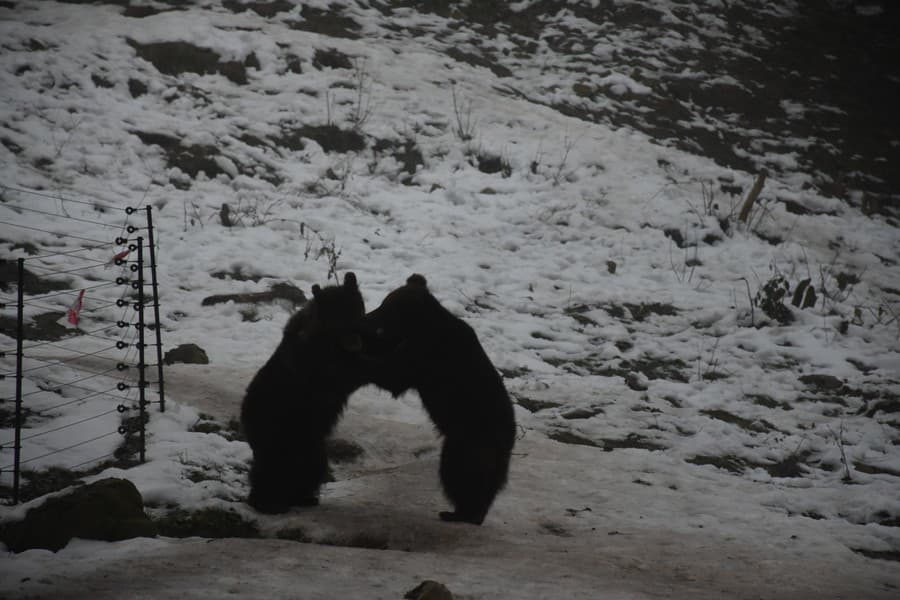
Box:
[241,272,367,514]
[364,274,516,525]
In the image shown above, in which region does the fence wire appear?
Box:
[0,184,165,504]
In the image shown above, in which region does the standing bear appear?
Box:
[364,274,516,525]
[241,272,367,514]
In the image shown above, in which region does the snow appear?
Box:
[1,1,899,598]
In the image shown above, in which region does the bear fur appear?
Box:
[364,274,516,525]
[241,272,367,514]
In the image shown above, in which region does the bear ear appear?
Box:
[343,272,358,289]
[407,274,427,287]
[312,284,322,299]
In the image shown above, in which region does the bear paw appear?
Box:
[439,510,484,525]
[248,496,292,515]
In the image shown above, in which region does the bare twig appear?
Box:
[738,173,767,223]
[325,89,334,126]
[552,130,577,186]
[300,221,342,284]
[738,276,754,326]
[696,336,723,381]
[530,140,545,175]
[830,421,853,483]
[348,58,373,132]
[451,83,477,142]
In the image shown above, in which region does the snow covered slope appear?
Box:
[1,1,898,598]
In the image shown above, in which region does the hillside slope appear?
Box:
[1,1,898,598]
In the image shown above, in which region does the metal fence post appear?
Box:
[136,237,146,463]
[13,258,25,504]
[144,206,165,413]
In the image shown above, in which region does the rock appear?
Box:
[164,343,210,365]
[404,580,453,600]
[0,478,157,553]
[791,278,817,309]
[625,371,649,391]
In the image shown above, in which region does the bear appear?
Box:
[363,274,516,525]
[240,272,367,514]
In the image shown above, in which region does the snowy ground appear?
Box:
[1,1,899,598]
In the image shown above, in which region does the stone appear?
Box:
[404,580,453,600]
[0,478,157,553]
[163,343,209,365]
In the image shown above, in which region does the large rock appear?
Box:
[0,478,157,553]
[164,343,210,365]
[405,580,453,600]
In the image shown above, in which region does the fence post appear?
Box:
[13,258,25,504]
[136,237,146,464]
[144,206,165,413]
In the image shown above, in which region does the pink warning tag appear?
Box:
[67,289,86,325]
[109,247,130,266]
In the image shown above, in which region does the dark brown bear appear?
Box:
[364,274,516,525]
[241,273,366,514]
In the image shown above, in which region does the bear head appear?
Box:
[363,274,432,352]
[287,272,365,352]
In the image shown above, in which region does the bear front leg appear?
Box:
[247,450,294,514]
[288,440,330,507]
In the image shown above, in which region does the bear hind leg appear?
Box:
[438,439,506,525]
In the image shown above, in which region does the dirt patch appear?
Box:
[372,137,425,181]
[0,405,38,428]
[132,131,232,187]
[512,394,561,413]
[222,0,293,18]
[561,407,604,420]
[128,40,251,85]
[0,261,72,294]
[446,46,512,78]
[0,311,74,342]
[865,395,900,417]
[318,531,391,550]
[622,302,678,323]
[326,438,364,463]
[700,409,778,434]
[799,373,845,391]
[288,5,361,39]
[687,452,810,478]
[565,306,599,328]
[276,124,365,154]
[0,466,82,504]
[189,413,243,442]
[311,47,354,70]
[153,507,260,539]
[210,267,271,283]
[747,394,793,411]
[201,282,307,308]
[545,352,689,383]
[854,462,900,478]
[539,521,573,537]
[851,548,900,563]
[276,526,312,543]
[549,429,665,452]
[473,149,511,177]
[624,356,688,382]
